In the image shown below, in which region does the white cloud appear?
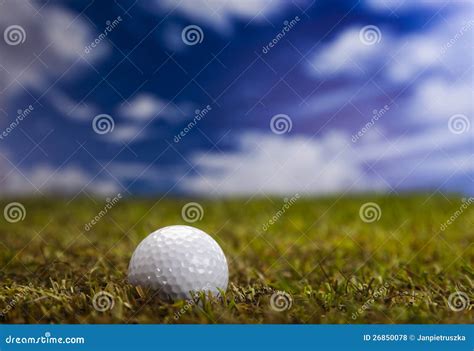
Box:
[310,26,389,78]
[181,116,472,195]
[181,132,384,195]
[0,160,120,197]
[357,125,472,163]
[153,0,290,32]
[0,0,108,97]
[365,0,450,13]
[407,77,472,123]
[104,124,146,144]
[48,90,97,120]
[118,93,181,121]
[310,9,473,84]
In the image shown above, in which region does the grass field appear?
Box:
[0,194,472,323]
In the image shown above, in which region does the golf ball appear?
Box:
[127,225,228,300]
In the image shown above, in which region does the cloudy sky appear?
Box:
[0,0,472,197]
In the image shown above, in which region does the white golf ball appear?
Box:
[127,225,228,300]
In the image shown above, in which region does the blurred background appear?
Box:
[0,0,472,199]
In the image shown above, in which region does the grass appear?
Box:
[0,194,472,323]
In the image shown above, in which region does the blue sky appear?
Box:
[0,0,472,197]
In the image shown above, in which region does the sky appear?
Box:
[0,0,472,198]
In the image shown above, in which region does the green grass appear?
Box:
[0,194,472,323]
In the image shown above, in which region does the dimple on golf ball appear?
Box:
[127,225,228,300]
